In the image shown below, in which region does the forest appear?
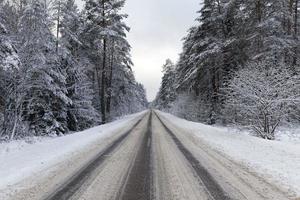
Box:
[153,0,300,140]
[0,0,148,140]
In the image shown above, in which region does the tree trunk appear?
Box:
[216,0,226,37]
[256,0,262,23]
[293,0,298,66]
[106,42,114,117]
[9,73,19,140]
[1,72,8,139]
[256,0,263,58]
[100,0,107,124]
[93,58,102,112]
[101,38,107,124]
[288,0,294,35]
[56,1,61,53]
[209,67,218,125]
[1,104,7,138]
[9,114,18,140]
[295,0,299,35]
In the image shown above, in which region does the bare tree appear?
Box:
[223,61,300,140]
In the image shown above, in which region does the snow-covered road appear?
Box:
[0,110,299,200]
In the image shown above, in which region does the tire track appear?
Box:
[155,111,293,200]
[152,114,211,200]
[117,112,153,200]
[44,114,147,200]
[154,111,230,200]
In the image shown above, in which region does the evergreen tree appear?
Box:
[0,0,147,140]
[83,0,129,123]
[241,0,293,63]
[17,0,71,136]
[110,66,147,117]
[157,0,300,133]
[153,59,176,110]
[83,0,146,122]
[0,21,20,139]
[59,0,100,131]
[106,26,134,119]
[176,0,229,124]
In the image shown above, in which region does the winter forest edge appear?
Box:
[0,0,300,142]
[153,0,300,140]
[0,0,148,140]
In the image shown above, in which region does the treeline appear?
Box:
[0,0,147,140]
[154,0,300,140]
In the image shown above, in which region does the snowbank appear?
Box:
[0,111,146,190]
[158,111,300,196]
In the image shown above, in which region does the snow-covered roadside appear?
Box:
[214,125,300,144]
[0,111,146,193]
[157,110,300,197]
[276,126,300,144]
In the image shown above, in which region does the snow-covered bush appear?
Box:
[170,93,201,122]
[223,61,300,140]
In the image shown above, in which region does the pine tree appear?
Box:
[106,25,133,118]
[153,59,176,110]
[109,66,147,117]
[0,21,20,139]
[83,0,143,122]
[176,0,230,124]
[0,0,20,40]
[157,0,300,132]
[59,0,100,131]
[17,0,71,136]
[85,0,132,123]
[0,0,147,139]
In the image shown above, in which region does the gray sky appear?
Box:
[76,0,200,101]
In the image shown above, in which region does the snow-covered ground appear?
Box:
[217,125,300,144]
[276,126,300,144]
[158,111,300,197]
[0,111,146,196]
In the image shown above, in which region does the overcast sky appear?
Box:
[75,0,200,101]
